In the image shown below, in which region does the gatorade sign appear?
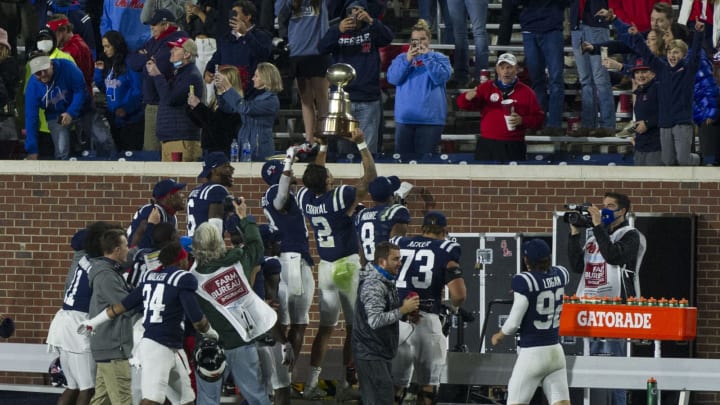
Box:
[560,303,697,340]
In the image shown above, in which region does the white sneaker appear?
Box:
[302,385,327,400]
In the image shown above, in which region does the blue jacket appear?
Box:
[387,51,451,125]
[275,0,329,57]
[692,49,719,125]
[100,0,149,52]
[205,28,273,91]
[219,88,279,161]
[318,15,394,101]
[93,62,144,127]
[127,27,188,105]
[633,78,660,153]
[626,29,703,128]
[154,63,204,142]
[518,0,568,33]
[25,59,87,154]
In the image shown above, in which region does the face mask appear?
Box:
[172,60,183,69]
[600,208,617,226]
[37,40,53,52]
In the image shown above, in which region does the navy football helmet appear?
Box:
[49,357,67,387]
[194,337,227,382]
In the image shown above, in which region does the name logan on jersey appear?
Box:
[576,310,652,329]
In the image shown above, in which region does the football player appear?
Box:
[187,152,235,237]
[355,175,410,265]
[390,211,466,405]
[127,179,186,247]
[491,239,571,405]
[295,128,377,399]
[80,241,218,405]
[260,148,315,374]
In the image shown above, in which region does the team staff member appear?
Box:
[352,241,419,405]
[457,52,544,162]
[567,191,646,405]
[390,211,466,405]
[492,239,571,405]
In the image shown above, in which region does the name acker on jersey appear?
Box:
[200,267,249,306]
[576,310,652,329]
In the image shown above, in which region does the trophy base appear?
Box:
[319,116,358,139]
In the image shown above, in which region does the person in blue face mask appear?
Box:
[566,191,647,405]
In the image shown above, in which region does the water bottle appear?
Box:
[647,377,658,405]
[240,140,252,162]
[230,139,239,162]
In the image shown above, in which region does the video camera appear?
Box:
[563,203,593,228]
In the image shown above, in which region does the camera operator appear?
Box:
[566,191,646,405]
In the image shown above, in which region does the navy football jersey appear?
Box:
[126,204,176,246]
[297,185,358,262]
[62,255,93,312]
[262,184,313,264]
[187,183,230,236]
[512,266,570,348]
[391,235,462,314]
[355,203,411,262]
[122,266,201,349]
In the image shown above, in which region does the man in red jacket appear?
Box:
[457,53,545,163]
[47,15,94,91]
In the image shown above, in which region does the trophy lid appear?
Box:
[326,63,356,88]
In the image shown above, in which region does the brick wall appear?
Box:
[0,163,718,401]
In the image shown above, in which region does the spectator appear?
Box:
[519,0,567,136]
[141,0,185,25]
[94,31,144,152]
[190,221,271,405]
[204,0,272,93]
[497,0,521,52]
[216,61,281,161]
[570,0,616,137]
[275,0,330,144]
[87,227,137,405]
[609,0,671,33]
[25,52,87,160]
[679,0,716,53]
[147,36,204,162]
[457,53,545,162]
[181,0,213,38]
[187,65,242,156]
[352,241,419,404]
[387,19,452,158]
[446,0,488,87]
[628,59,661,166]
[319,0,394,155]
[40,1,97,58]
[127,9,188,152]
[623,22,705,165]
[0,28,19,141]
[127,178,186,247]
[100,0,150,52]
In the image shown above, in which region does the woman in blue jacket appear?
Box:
[94,31,144,151]
[217,62,282,161]
[387,19,452,157]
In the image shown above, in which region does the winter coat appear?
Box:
[219,88,279,161]
[154,63,204,142]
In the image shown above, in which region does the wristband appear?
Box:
[319,145,328,152]
[283,160,292,172]
[357,142,368,151]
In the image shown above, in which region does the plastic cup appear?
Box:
[171,152,183,162]
[502,99,516,130]
[600,46,608,60]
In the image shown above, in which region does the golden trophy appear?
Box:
[320,63,359,138]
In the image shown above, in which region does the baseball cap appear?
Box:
[346,0,366,12]
[70,228,87,251]
[147,8,175,25]
[631,58,650,73]
[29,55,52,75]
[153,179,186,199]
[368,176,401,202]
[46,18,70,32]
[168,37,198,57]
[423,211,447,227]
[261,160,283,186]
[496,53,517,66]
[522,239,551,262]
[198,152,230,179]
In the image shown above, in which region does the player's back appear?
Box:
[262,184,311,257]
[127,204,175,245]
[356,203,410,262]
[138,266,198,349]
[391,235,461,314]
[297,185,358,262]
[513,266,570,348]
[187,182,229,236]
[62,255,93,312]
